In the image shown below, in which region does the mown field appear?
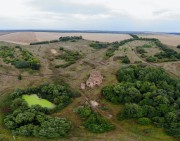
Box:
[0,34,179,141]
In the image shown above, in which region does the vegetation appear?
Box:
[146,56,158,62]
[102,65,180,139]
[138,117,151,125]
[89,41,109,49]
[136,46,147,54]
[120,55,130,64]
[177,45,180,49]
[105,37,180,62]
[30,41,50,45]
[0,46,40,70]
[129,34,139,39]
[30,36,82,45]
[59,36,82,42]
[55,47,82,68]
[74,105,115,133]
[2,83,77,138]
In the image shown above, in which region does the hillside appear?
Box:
[0,33,180,141]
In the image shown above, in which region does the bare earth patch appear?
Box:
[50,49,58,55]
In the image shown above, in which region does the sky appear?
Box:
[0,0,180,32]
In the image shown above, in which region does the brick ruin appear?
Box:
[81,70,103,89]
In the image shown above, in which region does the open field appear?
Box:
[0,33,179,141]
[0,32,38,45]
[138,34,180,46]
[0,32,132,44]
[35,32,132,43]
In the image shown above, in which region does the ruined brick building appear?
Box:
[86,70,103,88]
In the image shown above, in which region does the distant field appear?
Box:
[138,34,180,46]
[0,32,132,44]
[35,32,132,43]
[0,32,12,36]
[0,32,38,45]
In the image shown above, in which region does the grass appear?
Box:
[0,39,178,141]
[22,94,56,109]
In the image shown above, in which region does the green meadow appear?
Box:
[22,94,56,109]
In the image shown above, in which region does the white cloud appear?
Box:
[0,0,180,31]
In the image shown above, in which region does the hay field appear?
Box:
[0,32,37,45]
[0,32,132,44]
[35,32,132,43]
[138,34,180,46]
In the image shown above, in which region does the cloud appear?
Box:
[0,0,180,31]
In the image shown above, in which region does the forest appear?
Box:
[2,83,79,138]
[102,65,180,139]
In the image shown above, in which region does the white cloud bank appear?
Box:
[0,0,180,31]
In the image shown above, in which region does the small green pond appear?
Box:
[22,94,56,109]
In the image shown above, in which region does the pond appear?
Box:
[22,94,56,109]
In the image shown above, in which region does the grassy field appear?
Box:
[22,94,56,109]
[0,35,179,141]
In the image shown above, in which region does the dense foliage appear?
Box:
[55,47,82,68]
[119,56,130,64]
[2,83,77,138]
[146,56,158,62]
[30,41,50,45]
[59,36,82,42]
[129,34,139,39]
[10,83,77,111]
[0,46,40,70]
[102,65,180,138]
[74,105,115,133]
[136,46,147,54]
[89,42,109,49]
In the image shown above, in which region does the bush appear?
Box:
[56,48,81,68]
[177,45,180,49]
[136,47,147,54]
[89,42,109,49]
[146,56,157,62]
[165,128,180,138]
[138,117,151,125]
[120,56,130,64]
[74,106,92,118]
[84,113,115,133]
[119,103,143,119]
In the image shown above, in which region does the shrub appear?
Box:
[138,117,151,125]
[119,103,143,119]
[120,56,130,64]
[136,47,147,54]
[74,106,92,118]
[84,113,115,133]
[146,56,157,62]
[89,42,109,49]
